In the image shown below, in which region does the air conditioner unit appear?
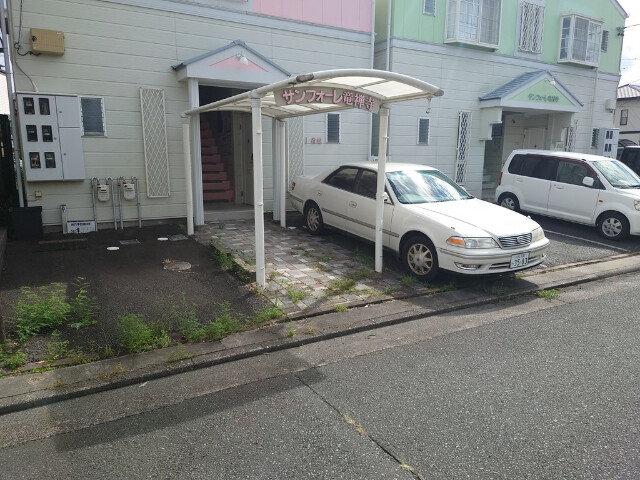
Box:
[553,141,565,150]
[605,98,616,112]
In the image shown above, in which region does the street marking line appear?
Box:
[544,229,629,252]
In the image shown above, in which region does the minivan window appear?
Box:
[592,160,640,189]
[556,161,589,186]
[508,154,557,180]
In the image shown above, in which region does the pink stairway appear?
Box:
[200,117,234,201]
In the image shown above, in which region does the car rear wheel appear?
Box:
[402,235,439,281]
[304,202,324,235]
[598,212,629,240]
[498,193,520,212]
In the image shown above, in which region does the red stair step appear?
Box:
[203,180,231,191]
[203,190,234,201]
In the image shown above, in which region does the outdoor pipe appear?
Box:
[90,177,98,227]
[132,176,141,228]
[118,176,125,230]
[107,177,117,230]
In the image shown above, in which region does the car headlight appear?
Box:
[634,201,640,211]
[446,236,499,248]
[531,227,546,242]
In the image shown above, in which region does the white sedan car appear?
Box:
[290,162,550,280]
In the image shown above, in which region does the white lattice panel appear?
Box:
[520,2,544,53]
[287,117,304,190]
[565,120,577,152]
[140,88,170,198]
[455,111,472,185]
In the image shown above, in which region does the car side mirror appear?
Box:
[582,177,595,187]
[382,192,392,204]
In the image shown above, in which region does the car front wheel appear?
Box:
[402,235,439,281]
[598,212,629,240]
[498,193,520,212]
[304,202,324,235]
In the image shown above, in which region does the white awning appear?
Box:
[182,69,444,288]
[185,69,443,118]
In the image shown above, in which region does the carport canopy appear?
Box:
[181,69,444,287]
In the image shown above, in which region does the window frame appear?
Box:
[558,14,602,67]
[80,96,106,137]
[326,112,341,144]
[620,109,629,126]
[445,0,502,49]
[417,117,431,145]
[423,0,436,15]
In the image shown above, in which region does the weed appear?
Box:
[268,271,279,281]
[439,281,457,292]
[325,278,357,297]
[167,345,194,363]
[4,350,27,370]
[211,248,235,270]
[536,288,559,300]
[102,345,114,358]
[354,249,375,269]
[335,304,348,312]
[167,293,206,342]
[97,363,127,382]
[48,379,69,390]
[68,277,99,329]
[287,328,296,337]
[204,302,243,341]
[305,326,316,335]
[287,288,308,303]
[400,275,420,286]
[117,314,159,353]
[45,340,72,362]
[253,304,284,324]
[12,283,71,342]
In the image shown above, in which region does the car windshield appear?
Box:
[386,170,472,204]
[592,160,640,189]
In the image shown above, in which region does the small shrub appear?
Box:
[12,283,71,342]
[4,351,27,370]
[68,277,99,329]
[117,314,157,353]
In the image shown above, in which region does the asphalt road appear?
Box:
[1,271,639,479]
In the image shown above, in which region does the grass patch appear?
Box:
[3,350,27,370]
[117,314,171,353]
[335,304,348,312]
[353,249,375,269]
[167,345,194,363]
[68,277,99,329]
[536,288,559,300]
[438,281,457,292]
[97,364,127,382]
[12,283,71,342]
[286,288,308,303]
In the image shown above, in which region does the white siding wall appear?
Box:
[385,42,619,197]
[10,0,371,226]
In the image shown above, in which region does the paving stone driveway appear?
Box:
[193,219,432,317]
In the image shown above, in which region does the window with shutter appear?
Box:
[327,113,340,143]
[423,0,436,15]
[418,118,430,145]
[80,97,105,136]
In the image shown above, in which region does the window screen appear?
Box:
[418,118,430,144]
[327,113,340,143]
[424,0,436,15]
[80,97,105,136]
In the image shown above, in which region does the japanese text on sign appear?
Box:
[528,93,560,103]
[274,87,380,113]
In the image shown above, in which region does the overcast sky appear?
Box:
[618,0,640,85]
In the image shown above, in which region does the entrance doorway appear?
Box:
[199,86,253,220]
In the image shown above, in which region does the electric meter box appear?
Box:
[18,93,85,181]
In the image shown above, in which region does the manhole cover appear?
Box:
[164,261,191,271]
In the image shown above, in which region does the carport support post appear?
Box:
[251,93,266,288]
[181,115,195,236]
[375,106,390,273]
[279,120,287,228]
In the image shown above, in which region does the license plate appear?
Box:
[510,252,529,269]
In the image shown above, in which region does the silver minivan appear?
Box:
[495,149,640,240]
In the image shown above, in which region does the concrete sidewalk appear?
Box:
[1,251,639,415]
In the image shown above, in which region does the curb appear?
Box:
[2,253,640,415]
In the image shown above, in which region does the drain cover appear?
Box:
[164,261,191,271]
[169,234,188,241]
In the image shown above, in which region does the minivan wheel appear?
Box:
[598,212,629,240]
[304,202,324,235]
[402,235,439,281]
[498,193,520,212]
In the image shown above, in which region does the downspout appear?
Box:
[368,0,376,160]
[386,0,392,71]
[1,0,25,207]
